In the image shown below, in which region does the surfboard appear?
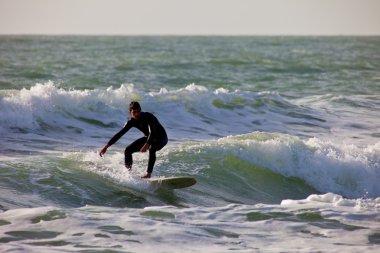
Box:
[147,176,196,189]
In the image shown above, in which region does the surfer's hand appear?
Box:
[99,144,109,157]
[140,143,150,153]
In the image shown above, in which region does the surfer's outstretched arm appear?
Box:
[99,122,131,157]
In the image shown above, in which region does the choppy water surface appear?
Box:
[1,36,380,252]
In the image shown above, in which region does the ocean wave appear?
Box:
[70,132,380,205]
[1,82,379,202]
[0,81,327,141]
[0,131,379,211]
[159,133,380,200]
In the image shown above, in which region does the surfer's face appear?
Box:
[131,109,141,120]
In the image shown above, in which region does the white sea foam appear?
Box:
[68,151,152,192]
[0,196,379,253]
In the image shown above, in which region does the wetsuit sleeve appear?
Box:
[107,121,132,146]
[145,114,157,145]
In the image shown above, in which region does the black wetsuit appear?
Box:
[107,112,168,173]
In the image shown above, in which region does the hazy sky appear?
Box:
[1,0,379,35]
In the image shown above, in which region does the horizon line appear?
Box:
[1,33,380,37]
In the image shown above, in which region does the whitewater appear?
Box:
[0,36,380,252]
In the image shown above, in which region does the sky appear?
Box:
[0,0,379,36]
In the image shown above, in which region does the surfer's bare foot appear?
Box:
[141,173,151,179]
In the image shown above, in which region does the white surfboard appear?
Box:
[147,176,196,189]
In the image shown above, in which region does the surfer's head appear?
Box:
[129,101,141,120]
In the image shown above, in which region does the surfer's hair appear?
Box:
[129,101,141,112]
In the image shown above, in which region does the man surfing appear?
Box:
[99,101,168,178]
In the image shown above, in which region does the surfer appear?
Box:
[99,101,168,178]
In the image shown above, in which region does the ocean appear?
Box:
[0,36,379,252]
